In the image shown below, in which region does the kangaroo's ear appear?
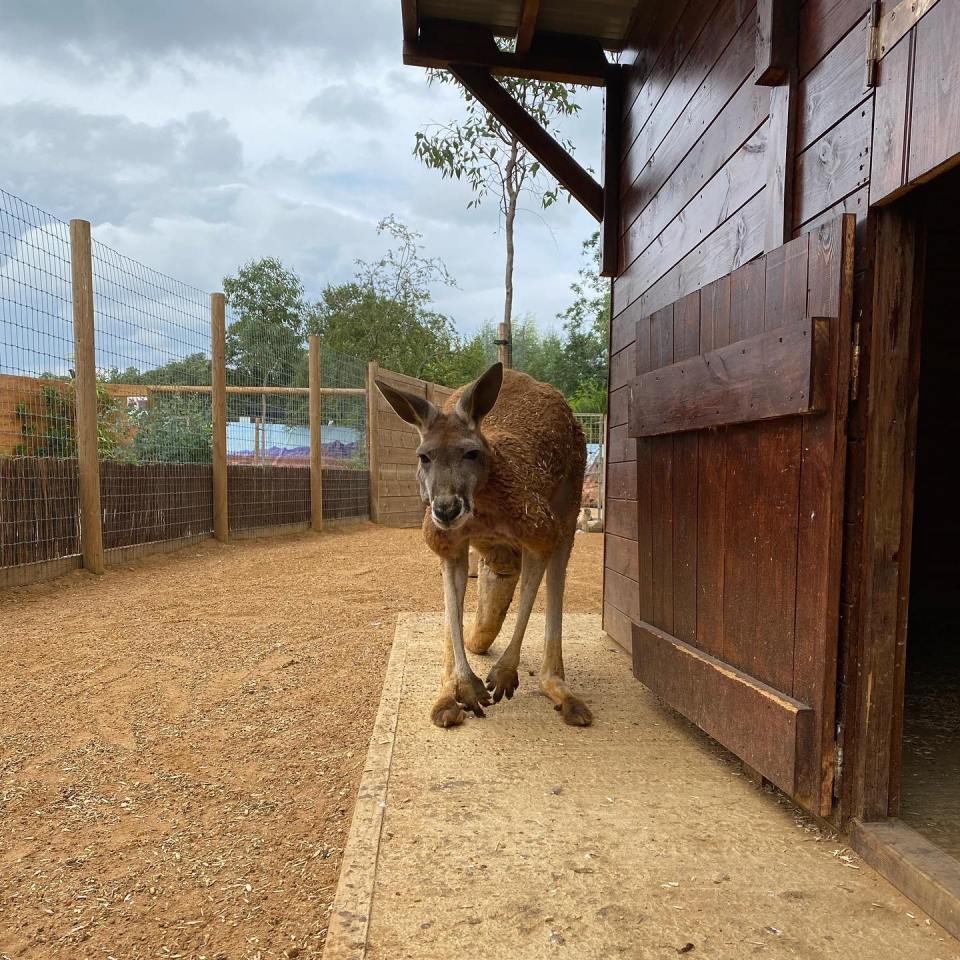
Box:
[375,381,439,434]
[456,362,503,429]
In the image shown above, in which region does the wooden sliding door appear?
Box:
[627,214,855,816]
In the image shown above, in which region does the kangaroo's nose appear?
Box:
[432,497,463,524]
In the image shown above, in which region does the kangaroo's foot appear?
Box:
[485,659,520,703]
[540,673,593,727]
[454,670,492,717]
[431,694,465,728]
[555,695,593,727]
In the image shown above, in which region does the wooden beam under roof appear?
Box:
[515,0,541,55]
[405,18,610,86]
[449,65,604,221]
[401,0,419,45]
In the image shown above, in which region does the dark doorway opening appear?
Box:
[899,166,960,858]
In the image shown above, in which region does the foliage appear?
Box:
[16,380,130,458]
[105,352,211,386]
[308,217,465,385]
[131,395,212,464]
[414,66,583,360]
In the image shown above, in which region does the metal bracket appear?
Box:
[866,0,943,88]
[865,0,883,89]
[850,321,862,402]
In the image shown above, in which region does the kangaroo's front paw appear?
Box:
[453,672,492,717]
[431,694,465,728]
[485,661,519,703]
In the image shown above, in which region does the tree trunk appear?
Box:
[501,138,519,369]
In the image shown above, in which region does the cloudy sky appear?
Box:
[0,0,603,346]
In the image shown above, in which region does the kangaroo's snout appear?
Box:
[431,496,466,527]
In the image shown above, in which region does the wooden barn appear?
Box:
[399,0,960,934]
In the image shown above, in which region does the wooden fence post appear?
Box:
[211,292,228,542]
[69,219,104,575]
[309,335,323,532]
[367,361,380,523]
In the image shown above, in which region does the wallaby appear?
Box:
[376,362,592,728]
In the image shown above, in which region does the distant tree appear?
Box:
[308,217,463,384]
[414,69,581,367]
[106,352,212,386]
[223,257,307,422]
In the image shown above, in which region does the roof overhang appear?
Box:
[401,0,642,86]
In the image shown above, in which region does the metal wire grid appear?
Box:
[319,346,368,520]
[90,239,213,552]
[574,412,605,520]
[0,190,80,566]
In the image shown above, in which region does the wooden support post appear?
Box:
[211,292,228,542]
[309,335,324,532]
[69,219,104,575]
[367,361,381,523]
[601,66,623,278]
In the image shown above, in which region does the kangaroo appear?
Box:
[376,362,592,729]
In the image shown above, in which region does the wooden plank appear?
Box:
[606,459,637,501]
[794,213,854,813]
[695,274,731,659]
[794,99,872,226]
[621,0,690,119]
[609,385,629,427]
[605,533,639,583]
[621,6,756,221]
[752,234,807,696]
[851,207,922,820]
[629,317,830,437]
[69,218,104,576]
[605,567,641,620]
[852,819,960,942]
[450,66,603,220]
[211,292,228,543]
[601,66,623,277]
[649,305,674,633]
[869,34,911,205]
[799,0,871,77]
[908,0,960,183]
[619,0,721,162]
[635,313,654,626]
[514,0,540,54]
[401,0,418,44]
[605,497,638,541]
[797,14,870,151]
[672,292,700,644]
[603,602,634,653]
[877,0,944,61]
[611,304,639,354]
[764,79,798,250]
[721,258,766,675]
[620,78,769,270]
[632,620,813,795]
[620,122,770,295]
[755,0,798,85]
[609,344,635,390]
[618,187,767,317]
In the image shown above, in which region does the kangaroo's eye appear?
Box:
[463,449,480,461]
[418,453,430,465]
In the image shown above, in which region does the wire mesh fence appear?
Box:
[574,412,606,528]
[0,189,79,567]
[1,187,371,581]
[91,238,214,555]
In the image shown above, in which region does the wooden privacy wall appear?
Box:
[606,215,854,815]
[368,364,454,527]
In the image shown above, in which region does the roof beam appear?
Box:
[405,18,610,86]
[401,0,418,45]
[515,0,541,55]
[449,65,603,221]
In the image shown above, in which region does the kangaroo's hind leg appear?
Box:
[539,535,592,726]
[466,545,520,654]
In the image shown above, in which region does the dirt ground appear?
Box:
[0,524,603,960]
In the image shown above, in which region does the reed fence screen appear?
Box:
[1,188,369,582]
